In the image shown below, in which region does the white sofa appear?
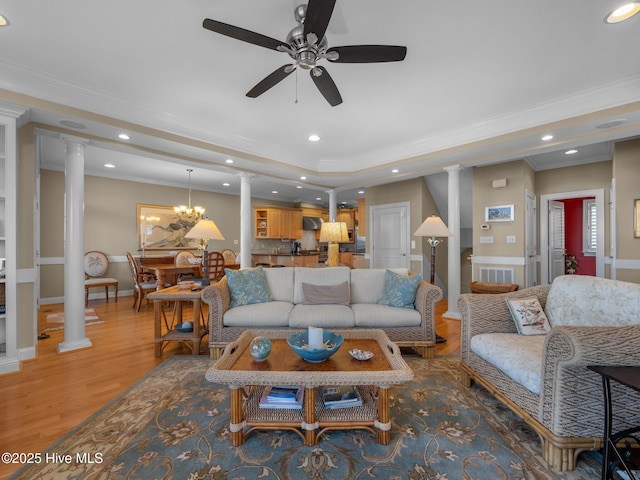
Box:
[459,275,640,471]
[202,266,442,359]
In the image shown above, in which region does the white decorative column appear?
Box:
[444,165,462,319]
[59,136,92,353]
[238,172,254,269]
[327,189,337,221]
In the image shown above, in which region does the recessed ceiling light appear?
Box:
[300,176,307,180]
[605,2,640,23]
[358,190,365,194]
[308,134,320,142]
[565,149,578,155]
[0,15,9,26]
[118,133,130,140]
[542,134,554,141]
[391,169,399,173]
[222,182,230,187]
[272,190,278,194]
[315,197,322,201]
[59,119,86,129]
[104,163,115,169]
[225,159,234,164]
[296,185,303,189]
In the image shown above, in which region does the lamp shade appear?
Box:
[185,218,225,241]
[319,222,349,243]
[414,215,453,237]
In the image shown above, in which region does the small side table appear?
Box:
[147,285,206,357]
[588,366,640,480]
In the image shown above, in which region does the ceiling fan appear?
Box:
[203,1,407,106]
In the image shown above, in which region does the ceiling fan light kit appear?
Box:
[203,1,407,106]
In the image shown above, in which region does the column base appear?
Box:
[58,338,93,353]
[443,310,461,320]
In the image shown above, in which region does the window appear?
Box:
[583,199,597,255]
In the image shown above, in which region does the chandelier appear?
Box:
[174,168,205,221]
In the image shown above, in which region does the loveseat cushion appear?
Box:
[264,267,294,303]
[293,267,351,304]
[350,268,409,304]
[470,333,545,395]
[352,303,421,327]
[223,301,293,327]
[546,275,640,327]
[288,304,355,328]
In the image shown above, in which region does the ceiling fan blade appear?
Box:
[246,65,295,98]
[310,66,342,107]
[327,45,407,63]
[203,18,286,51]
[303,0,336,41]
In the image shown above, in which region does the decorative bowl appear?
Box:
[249,336,272,362]
[287,330,344,363]
[349,349,374,361]
[175,321,193,333]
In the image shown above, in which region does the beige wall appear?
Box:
[366,177,447,287]
[40,170,244,299]
[612,138,640,283]
[472,160,532,286]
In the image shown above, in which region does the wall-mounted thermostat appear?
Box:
[480,224,491,230]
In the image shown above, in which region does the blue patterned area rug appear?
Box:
[9,356,601,479]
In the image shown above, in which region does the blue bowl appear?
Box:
[287,330,343,363]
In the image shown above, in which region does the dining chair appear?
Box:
[84,251,118,306]
[175,251,196,266]
[220,249,237,265]
[207,251,226,283]
[126,252,164,312]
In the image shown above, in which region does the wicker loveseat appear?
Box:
[202,266,442,360]
[459,275,640,471]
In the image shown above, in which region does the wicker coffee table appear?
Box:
[205,328,414,446]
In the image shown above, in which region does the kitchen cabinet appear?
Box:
[339,252,354,267]
[254,207,303,239]
[353,254,366,269]
[357,198,366,236]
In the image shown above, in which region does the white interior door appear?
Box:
[525,190,537,287]
[548,200,565,283]
[370,202,410,269]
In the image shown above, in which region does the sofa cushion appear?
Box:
[377,269,422,308]
[302,282,350,305]
[263,267,294,303]
[350,268,409,304]
[546,275,640,327]
[223,301,292,327]
[506,297,551,335]
[288,304,355,328]
[226,266,272,307]
[470,333,545,395]
[293,267,351,304]
[352,303,421,327]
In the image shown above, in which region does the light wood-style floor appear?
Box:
[0,296,459,479]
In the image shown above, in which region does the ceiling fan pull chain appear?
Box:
[295,67,299,104]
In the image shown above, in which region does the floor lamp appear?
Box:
[319,222,349,267]
[185,218,225,286]
[414,214,452,344]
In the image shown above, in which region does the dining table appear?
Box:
[143,263,201,290]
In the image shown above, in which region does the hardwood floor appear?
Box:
[0,296,458,479]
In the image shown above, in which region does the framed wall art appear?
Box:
[485,204,515,222]
[137,204,200,251]
[635,199,640,238]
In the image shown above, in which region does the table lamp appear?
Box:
[185,218,225,285]
[414,214,453,284]
[319,221,349,267]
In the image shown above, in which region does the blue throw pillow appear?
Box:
[377,269,422,309]
[226,266,272,308]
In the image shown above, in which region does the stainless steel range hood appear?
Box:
[302,217,323,230]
